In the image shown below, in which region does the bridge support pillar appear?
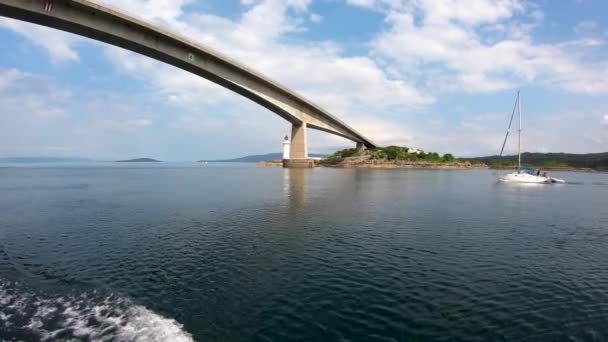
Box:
[284,122,312,168]
[290,122,308,159]
[356,142,365,152]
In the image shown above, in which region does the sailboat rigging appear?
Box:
[499,91,565,184]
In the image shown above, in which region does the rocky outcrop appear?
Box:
[318,156,488,169]
[256,160,283,167]
[256,156,488,169]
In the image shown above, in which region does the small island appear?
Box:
[317,146,486,169]
[256,146,487,169]
[115,158,161,162]
[256,147,607,171]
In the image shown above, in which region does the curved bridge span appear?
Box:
[0,0,377,159]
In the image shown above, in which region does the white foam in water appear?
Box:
[0,281,194,342]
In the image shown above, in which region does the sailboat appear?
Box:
[499,91,564,184]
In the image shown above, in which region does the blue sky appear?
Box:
[1,0,607,160]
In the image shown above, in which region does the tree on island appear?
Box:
[328,146,458,163]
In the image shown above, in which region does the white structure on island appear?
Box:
[282,135,291,160]
[409,148,423,154]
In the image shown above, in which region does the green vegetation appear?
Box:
[487,160,518,169]
[535,161,572,168]
[468,152,608,170]
[328,146,459,163]
[328,148,361,159]
[326,148,608,169]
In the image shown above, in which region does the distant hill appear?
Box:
[0,157,92,163]
[468,152,608,170]
[116,158,161,162]
[200,153,327,163]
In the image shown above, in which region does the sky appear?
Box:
[1,0,607,161]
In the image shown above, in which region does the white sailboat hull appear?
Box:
[502,172,551,184]
[496,91,566,185]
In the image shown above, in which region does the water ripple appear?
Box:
[0,167,607,340]
[0,281,192,341]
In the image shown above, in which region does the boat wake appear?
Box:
[0,280,193,342]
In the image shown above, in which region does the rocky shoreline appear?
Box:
[256,160,283,167]
[256,157,488,169]
[256,155,604,172]
[318,157,487,169]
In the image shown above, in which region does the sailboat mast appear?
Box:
[518,91,522,171]
[499,92,519,157]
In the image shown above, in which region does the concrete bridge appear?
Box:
[0,0,377,165]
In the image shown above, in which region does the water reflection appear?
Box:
[1,166,607,341]
[283,168,309,211]
[494,180,550,191]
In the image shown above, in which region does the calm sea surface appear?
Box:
[1,163,607,341]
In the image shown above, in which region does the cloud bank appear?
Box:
[0,0,607,158]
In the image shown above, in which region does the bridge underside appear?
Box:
[0,0,378,164]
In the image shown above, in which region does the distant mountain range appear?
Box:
[199,153,327,163]
[115,158,161,162]
[469,152,608,170]
[0,157,93,163]
[0,157,164,163]
[7,152,603,169]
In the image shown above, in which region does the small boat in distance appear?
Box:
[498,91,565,184]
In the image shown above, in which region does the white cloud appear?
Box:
[603,114,608,126]
[103,46,237,106]
[0,68,25,90]
[2,0,608,157]
[0,0,196,63]
[129,118,153,126]
[41,146,75,152]
[398,110,608,157]
[345,0,405,11]
[0,67,166,158]
[0,18,82,62]
[349,117,413,146]
[574,20,598,36]
[368,0,608,94]
[309,13,322,23]
[97,0,433,134]
[94,0,193,24]
[0,69,71,120]
[0,0,425,147]
[345,0,375,9]
[96,117,153,131]
[417,0,523,25]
